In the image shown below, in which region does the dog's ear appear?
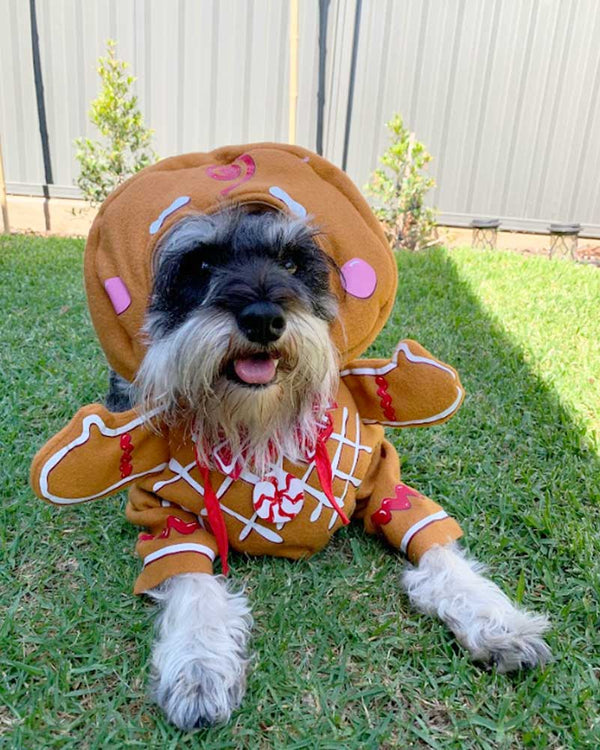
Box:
[105,369,137,412]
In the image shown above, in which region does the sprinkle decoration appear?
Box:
[149,195,191,234]
[104,277,131,315]
[268,186,307,218]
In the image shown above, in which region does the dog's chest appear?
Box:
[142,387,383,558]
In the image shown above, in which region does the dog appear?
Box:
[109,207,551,730]
[31,145,551,732]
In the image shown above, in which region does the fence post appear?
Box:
[29,0,53,231]
[316,0,330,155]
[0,136,9,233]
[342,0,362,171]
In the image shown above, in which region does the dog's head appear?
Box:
[136,208,340,473]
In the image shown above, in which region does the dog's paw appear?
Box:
[461,607,551,673]
[402,544,551,673]
[151,649,246,730]
[148,573,252,730]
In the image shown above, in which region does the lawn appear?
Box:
[1,234,599,748]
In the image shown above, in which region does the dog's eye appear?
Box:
[283,259,297,274]
[200,261,212,272]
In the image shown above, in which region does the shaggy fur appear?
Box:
[402,544,551,671]
[148,574,252,730]
[136,307,338,476]
[135,210,339,476]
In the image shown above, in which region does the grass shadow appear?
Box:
[368,247,600,744]
[374,248,599,581]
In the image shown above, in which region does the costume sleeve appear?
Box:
[354,439,463,563]
[340,339,465,427]
[126,486,218,594]
[30,403,170,506]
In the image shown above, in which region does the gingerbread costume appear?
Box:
[30,143,464,594]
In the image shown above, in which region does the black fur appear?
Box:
[105,369,136,412]
[147,210,338,339]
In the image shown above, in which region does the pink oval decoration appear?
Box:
[340,258,377,299]
[104,277,131,315]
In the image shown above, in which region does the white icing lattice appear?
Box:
[151,407,372,544]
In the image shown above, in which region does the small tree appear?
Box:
[366,114,437,251]
[75,40,157,205]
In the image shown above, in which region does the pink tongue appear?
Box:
[234,357,277,385]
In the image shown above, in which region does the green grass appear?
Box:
[1,235,599,748]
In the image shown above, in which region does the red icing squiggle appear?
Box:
[138,515,201,541]
[374,375,397,421]
[205,154,256,196]
[371,484,419,526]
[119,432,134,478]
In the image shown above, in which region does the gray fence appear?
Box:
[2,0,600,236]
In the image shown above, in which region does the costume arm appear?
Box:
[126,486,218,594]
[341,339,465,427]
[354,439,463,563]
[30,404,169,506]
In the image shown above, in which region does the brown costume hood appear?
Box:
[84,143,397,381]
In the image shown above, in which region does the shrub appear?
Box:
[365,114,437,251]
[74,40,157,205]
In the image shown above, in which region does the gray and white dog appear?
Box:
[108,208,551,731]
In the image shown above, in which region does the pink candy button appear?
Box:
[104,277,131,315]
[340,258,377,299]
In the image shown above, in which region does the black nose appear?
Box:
[238,302,286,344]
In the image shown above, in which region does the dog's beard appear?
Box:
[136,308,339,476]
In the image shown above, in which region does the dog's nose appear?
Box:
[238,302,286,344]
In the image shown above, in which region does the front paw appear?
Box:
[402,544,551,673]
[151,649,246,730]
[452,606,551,673]
[148,573,252,730]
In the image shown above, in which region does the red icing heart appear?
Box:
[371,484,418,526]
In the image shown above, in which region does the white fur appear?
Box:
[136,307,339,476]
[402,544,551,672]
[148,573,252,730]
